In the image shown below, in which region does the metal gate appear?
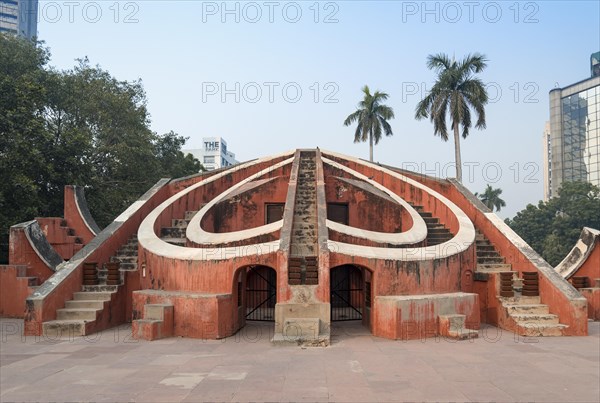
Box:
[330,265,363,321]
[245,266,276,321]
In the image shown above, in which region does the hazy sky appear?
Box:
[37,0,600,218]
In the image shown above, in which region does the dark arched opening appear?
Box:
[245,265,277,321]
[330,265,367,322]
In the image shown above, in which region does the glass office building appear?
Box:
[0,0,37,39]
[546,55,600,199]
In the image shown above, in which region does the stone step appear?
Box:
[43,320,87,338]
[73,291,113,301]
[81,284,119,292]
[56,308,99,321]
[517,323,568,337]
[478,256,505,264]
[476,250,501,257]
[505,304,550,314]
[65,300,106,309]
[476,264,513,273]
[161,227,186,238]
[502,295,541,304]
[511,313,559,324]
[110,256,137,264]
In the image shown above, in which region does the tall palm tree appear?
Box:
[344,85,395,162]
[475,185,506,212]
[415,53,489,182]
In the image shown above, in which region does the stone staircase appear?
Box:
[411,205,453,246]
[288,151,318,285]
[36,217,84,260]
[159,206,206,246]
[501,295,568,336]
[42,235,138,338]
[475,231,513,273]
[473,231,568,336]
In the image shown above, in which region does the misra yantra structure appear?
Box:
[2,149,599,344]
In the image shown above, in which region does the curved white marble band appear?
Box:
[138,151,294,260]
[321,150,476,261]
[322,157,427,245]
[186,158,294,245]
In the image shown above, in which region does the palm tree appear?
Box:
[415,53,489,182]
[344,85,395,162]
[475,185,506,212]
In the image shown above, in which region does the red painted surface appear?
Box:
[132,291,237,339]
[63,185,97,244]
[573,240,600,283]
[372,294,480,340]
[0,265,36,317]
[36,217,83,260]
[580,288,600,320]
[8,226,55,283]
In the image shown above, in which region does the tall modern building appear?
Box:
[185,137,239,171]
[0,0,37,39]
[545,53,600,199]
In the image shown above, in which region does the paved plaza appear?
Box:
[0,319,599,402]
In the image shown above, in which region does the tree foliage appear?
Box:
[344,85,395,162]
[0,37,203,262]
[415,53,489,182]
[506,181,600,266]
[475,184,506,212]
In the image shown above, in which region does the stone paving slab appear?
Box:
[0,318,598,402]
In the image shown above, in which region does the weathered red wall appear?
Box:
[574,242,600,282]
[132,291,238,339]
[36,218,82,260]
[324,175,406,233]
[213,175,290,233]
[0,266,35,317]
[63,186,97,244]
[9,226,55,283]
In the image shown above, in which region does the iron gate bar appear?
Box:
[245,267,277,321]
[331,290,363,316]
[245,292,276,320]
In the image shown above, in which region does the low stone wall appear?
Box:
[132,290,235,339]
[373,292,479,340]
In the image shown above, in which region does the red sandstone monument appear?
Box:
[1,149,598,344]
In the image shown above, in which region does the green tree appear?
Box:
[0,37,202,262]
[506,181,600,266]
[155,131,204,178]
[475,184,506,212]
[0,36,52,262]
[344,85,395,162]
[415,53,489,182]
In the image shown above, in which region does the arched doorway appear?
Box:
[330,265,366,321]
[245,265,277,321]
